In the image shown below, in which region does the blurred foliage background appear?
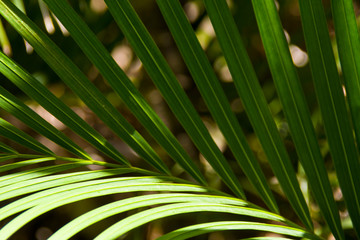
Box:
[0,0,357,239]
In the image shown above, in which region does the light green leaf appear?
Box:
[157,221,320,240]
[0,161,88,187]
[0,157,55,173]
[0,177,208,239]
[95,203,295,240]
[0,167,135,201]
[49,193,250,240]
[241,238,293,240]
[0,20,11,55]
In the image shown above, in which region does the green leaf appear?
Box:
[251,0,315,230]
[0,162,88,187]
[0,167,135,201]
[1,0,358,238]
[330,0,360,150]
[0,141,17,153]
[0,118,53,155]
[0,154,18,162]
[0,87,89,159]
[49,193,250,240]
[0,19,11,55]
[330,0,360,235]
[41,0,205,184]
[298,0,356,238]
[153,0,277,207]
[241,238,293,240]
[0,157,56,173]
[157,221,320,240]
[104,0,245,198]
[0,177,208,239]
[11,0,25,12]
[0,0,169,174]
[95,203,295,240]
[203,0,309,215]
[0,51,128,165]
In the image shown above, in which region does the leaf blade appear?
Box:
[0,167,134,201]
[152,0,278,208]
[49,193,249,240]
[0,142,17,154]
[0,178,209,239]
[41,0,206,184]
[0,118,53,155]
[251,0,316,229]
[0,87,89,158]
[0,0,171,174]
[95,203,295,240]
[0,51,128,165]
[158,221,320,240]
[330,0,360,234]
[297,0,357,238]
[203,0,313,216]
[104,0,247,197]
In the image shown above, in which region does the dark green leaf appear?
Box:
[251,0,315,229]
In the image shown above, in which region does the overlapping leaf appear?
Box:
[153,0,277,209]
[104,0,245,198]
[330,0,360,235]
[0,51,129,165]
[251,0,320,230]
[0,0,357,239]
[0,86,89,158]
[40,0,206,185]
[0,0,170,175]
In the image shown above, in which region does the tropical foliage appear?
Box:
[0,0,359,239]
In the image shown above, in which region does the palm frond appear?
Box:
[329,0,360,234]
[0,0,358,239]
